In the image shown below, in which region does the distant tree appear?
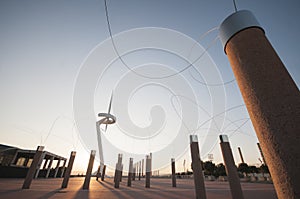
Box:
[186,170,193,175]
[259,164,269,174]
[249,165,259,173]
[238,163,250,174]
[215,163,226,177]
[203,161,216,176]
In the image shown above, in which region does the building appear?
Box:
[0,144,67,178]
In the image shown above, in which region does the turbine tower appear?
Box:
[96,92,116,177]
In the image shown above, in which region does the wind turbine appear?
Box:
[96,92,116,181]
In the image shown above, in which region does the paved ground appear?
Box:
[0,177,277,199]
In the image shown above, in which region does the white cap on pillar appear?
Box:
[190,135,198,143]
[219,10,264,53]
[219,134,229,143]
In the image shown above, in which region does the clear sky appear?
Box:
[0,0,299,175]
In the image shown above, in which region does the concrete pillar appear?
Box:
[120,164,123,182]
[60,159,67,178]
[150,153,152,177]
[61,151,76,188]
[142,159,144,177]
[171,158,176,187]
[257,143,266,165]
[127,158,133,187]
[22,146,44,189]
[114,153,122,188]
[133,164,136,181]
[34,152,46,179]
[138,161,141,180]
[219,10,300,199]
[54,159,61,178]
[145,155,151,188]
[238,147,245,164]
[45,156,54,178]
[190,135,206,199]
[83,150,96,190]
[96,165,101,181]
[101,165,106,181]
[220,135,244,199]
[136,162,139,180]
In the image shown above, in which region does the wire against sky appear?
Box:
[103,0,220,80]
[189,69,235,86]
[233,0,238,12]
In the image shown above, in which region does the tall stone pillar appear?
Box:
[127,158,133,187]
[219,10,300,199]
[101,165,106,181]
[138,161,141,180]
[238,147,245,164]
[257,143,267,165]
[190,135,206,199]
[114,154,123,188]
[96,165,101,181]
[22,146,44,189]
[132,164,136,181]
[171,158,176,187]
[145,155,151,188]
[142,159,144,177]
[120,164,123,182]
[61,151,76,188]
[219,135,244,199]
[34,152,46,179]
[83,150,96,190]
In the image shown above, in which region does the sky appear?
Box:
[0,0,299,175]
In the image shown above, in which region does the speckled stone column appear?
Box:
[220,10,300,199]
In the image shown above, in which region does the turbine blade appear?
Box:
[107,91,113,114]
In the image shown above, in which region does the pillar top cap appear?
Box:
[219,134,229,143]
[37,146,45,151]
[190,135,198,143]
[219,10,264,53]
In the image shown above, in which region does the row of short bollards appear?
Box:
[21,134,244,199]
[111,134,244,199]
[21,133,244,199]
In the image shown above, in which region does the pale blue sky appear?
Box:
[0,0,299,174]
